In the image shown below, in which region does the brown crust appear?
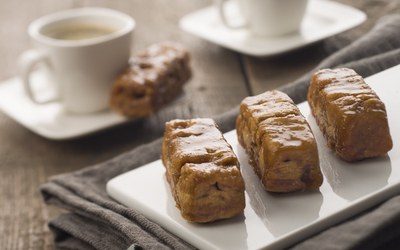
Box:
[110,41,191,117]
[307,68,393,161]
[236,90,323,192]
[162,118,245,223]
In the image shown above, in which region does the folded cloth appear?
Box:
[41,15,400,250]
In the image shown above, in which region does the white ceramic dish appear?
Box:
[0,71,129,140]
[107,65,400,250]
[179,0,366,57]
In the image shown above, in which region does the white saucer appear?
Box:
[0,72,129,140]
[179,0,366,57]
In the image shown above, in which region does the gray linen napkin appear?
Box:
[41,15,400,250]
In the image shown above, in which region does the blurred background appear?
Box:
[0,0,399,249]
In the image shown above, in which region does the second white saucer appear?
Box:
[179,0,366,57]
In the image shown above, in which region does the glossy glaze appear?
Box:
[237,90,322,192]
[110,41,191,117]
[162,118,245,223]
[308,68,393,161]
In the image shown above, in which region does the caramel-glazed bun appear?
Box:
[110,41,191,117]
[162,118,245,223]
[237,90,323,192]
[308,68,393,162]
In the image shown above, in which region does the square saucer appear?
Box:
[0,71,129,140]
[179,0,366,57]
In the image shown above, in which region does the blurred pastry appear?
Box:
[110,41,191,117]
[236,90,323,192]
[162,118,245,223]
[308,68,393,162]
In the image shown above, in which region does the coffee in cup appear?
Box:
[19,7,135,114]
[43,23,118,41]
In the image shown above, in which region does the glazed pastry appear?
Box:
[110,41,191,117]
[162,118,245,223]
[236,90,323,193]
[308,68,393,162]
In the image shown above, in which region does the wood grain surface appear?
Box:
[0,0,398,249]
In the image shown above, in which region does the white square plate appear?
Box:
[107,65,400,249]
[0,72,129,140]
[179,0,366,57]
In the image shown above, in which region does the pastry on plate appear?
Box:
[237,90,323,192]
[162,118,245,223]
[110,41,191,117]
[308,68,393,162]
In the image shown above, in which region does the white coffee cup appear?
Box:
[217,0,309,37]
[19,7,135,114]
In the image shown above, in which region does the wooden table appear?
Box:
[0,0,398,249]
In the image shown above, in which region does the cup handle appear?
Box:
[19,49,58,104]
[216,0,246,29]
